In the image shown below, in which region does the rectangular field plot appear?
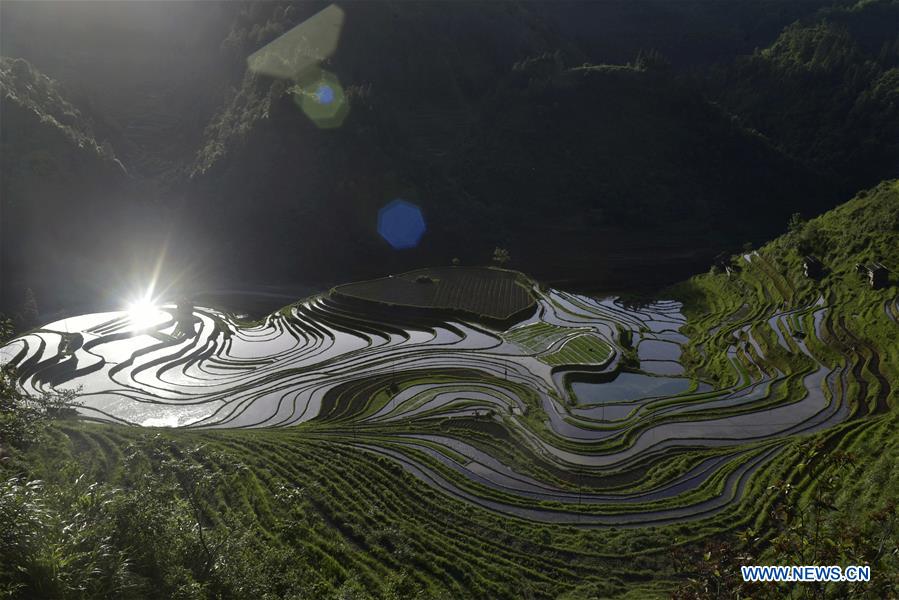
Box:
[541,333,612,366]
[333,267,535,321]
[505,322,586,352]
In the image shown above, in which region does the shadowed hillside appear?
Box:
[0,57,130,323]
[183,2,835,291]
[705,0,899,196]
[2,1,896,310]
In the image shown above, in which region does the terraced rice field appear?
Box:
[4,260,891,530]
[333,266,535,324]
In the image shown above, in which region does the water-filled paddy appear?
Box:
[0,268,859,526]
[570,372,693,404]
[637,339,682,361]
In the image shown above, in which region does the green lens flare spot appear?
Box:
[289,69,349,129]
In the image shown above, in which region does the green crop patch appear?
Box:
[541,333,613,366]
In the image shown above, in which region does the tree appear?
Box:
[712,251,736,275]
[788,212,806,234]
[786,212,827,256]
[492,247,510,266]
[0,315,13,344]
[18,288,39,331]
[634,48,670,72]
[0,365,80,449]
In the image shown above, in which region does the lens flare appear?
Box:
[127,299,162,330]
[290,69,349,128]
[377,199,427,249]
[246,4,345,80]
[315,84,335,105]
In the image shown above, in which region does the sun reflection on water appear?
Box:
[126,299,163,330]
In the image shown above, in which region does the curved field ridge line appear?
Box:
[0,278,863,526]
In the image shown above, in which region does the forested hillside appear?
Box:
[706,0,899,196]
[182,1,840,289]
[2,0,897,313]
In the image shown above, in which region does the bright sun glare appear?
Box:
[127,299,160,330]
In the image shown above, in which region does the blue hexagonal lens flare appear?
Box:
[315,84,335,105]
[378,199,426,250]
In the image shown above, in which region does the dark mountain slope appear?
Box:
[533,0,842,68]
[193,1,568,176]
[3,0,893,306]
[0,57,163,319]
[0,0,236,183]
[181,1,575,284]
[706,0,899,196]
[182,2,832,291]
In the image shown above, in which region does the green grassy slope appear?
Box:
[667,180,899,597]
[673,179,898,390]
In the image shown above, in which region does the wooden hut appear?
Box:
[868,262,889,290]
[803,255,824,279]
